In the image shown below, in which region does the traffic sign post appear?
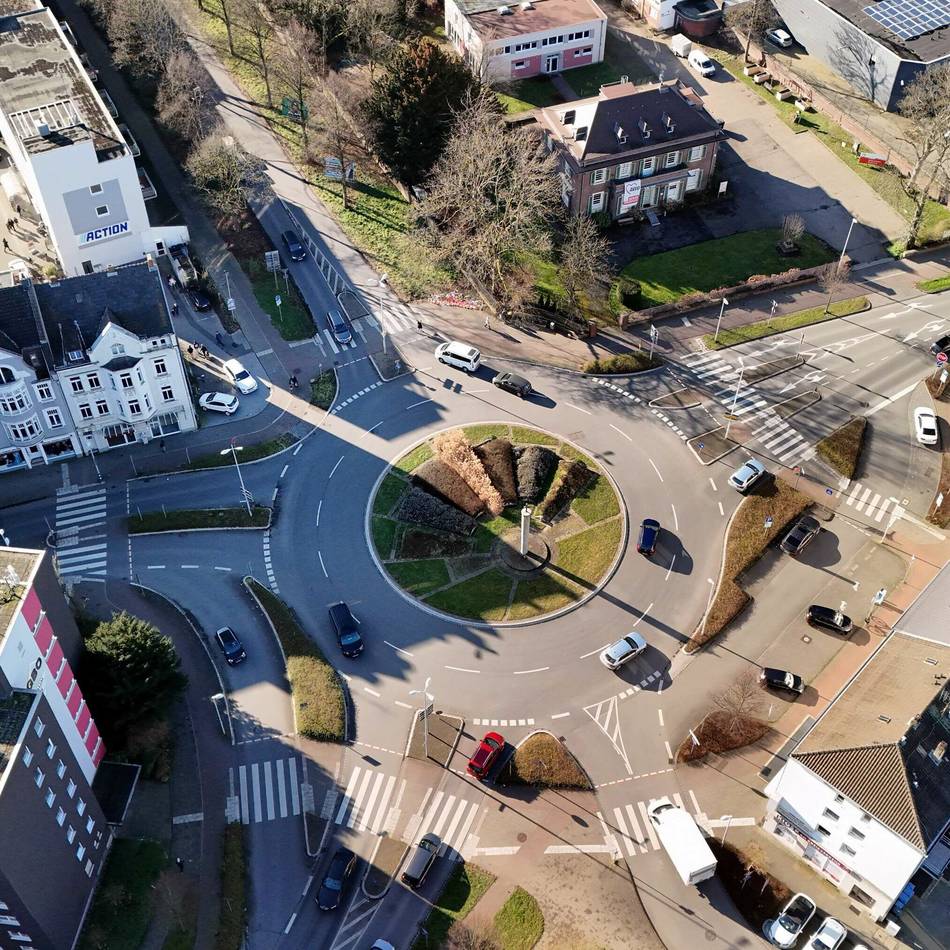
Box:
[795,465,804,490]
[649,323,658,360]
[764,515,773,535]
[275,294,282,325]
[937,352,948,364]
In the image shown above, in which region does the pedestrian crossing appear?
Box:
[842,481,903,524]
[227,756,303,824]
[404,786,482,860]
[325,765,400,836]
[55,487,108,578]
[601,789,703,858]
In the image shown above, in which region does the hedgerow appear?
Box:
[433,429,504,516]
[473,438,518,504]
[396,486,477,535]
[515,445,558,502]
[538,459,591,522]
[413,458,486,517]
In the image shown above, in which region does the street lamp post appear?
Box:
[220,444,252,516]
[723,358,745,441]
[768,299,777,328]
[409,677,434,760]
[839,217,857,267]
[371,274,389,352]
[714,298,729,344]
[721,814,734,844]
[700,577,715,642]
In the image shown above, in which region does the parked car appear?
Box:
[766,893,816,948]
[728,458,766,493]
[929,334,950,356]
[281,230,306,261]
[688,48,716,77]
[467,731,505,780]
[224,358,258,394]
[214,626,246,665]
[807,916,847,950]
[914,406,939,445]
[806,604,853,635]
[326,309,352,346]
[328,601,363,658]
[316,847,356,910]
[401,833,440,888]
[600,632,647,671]
[199,392,240,415]
[435,341,481,373]
[637,518,660,556]
[492,371,532,397]
[186,284,212,312]
[780,516,821,556]
[765,27,794,47]
[760,667,805,697]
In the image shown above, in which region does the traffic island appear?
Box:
[815,416,868,480]
[407,709,465,767]
[362,835,408,899]
[127,505,271,533]
[369,425,626,624]
[649,387,703,410]
[498,731,592,790]
[410,862,496,950]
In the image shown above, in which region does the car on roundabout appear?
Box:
[214,626,246,665]
[806,604,852,635]
[760,667,805,697]
[328,601,364,658]
[637,518,660,556]
[467,731,505,780]
[199,392,240,415]
[600,632,647,671]
[492,371,532,397]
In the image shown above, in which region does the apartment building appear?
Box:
[0,1,187,277]
[0,547,111,950]
[536,79,724,219]
[445,0,607,80]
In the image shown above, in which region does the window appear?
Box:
[0,390,29,414]
[89,183,103,194]
[8,933,32,943]
[834,794,845,803]
[77,798,86,816]
[840,843,856,856]
[504,45,511,53]
[567,29,591,41]
[66,826,76,844]
[848,827,866,840]
[45,408,63,428]
[86,373,101,389]
[575,126,588,142]
[0,367,14,384]
[33,719,45,738]
[120,373,133,389]
[641,156,656,176]
[79,404,93,420]
[664,151,680,168]
[127,400,141,415]
[143,393,151,411]
[76,844,86,862]
[153,358,167,376]
[577,46,593,55]
[86,817,95,834]
[688,144,707,162]
[822,808,839,821]
[56,807,66,826]
[0,915,19,926]
[57,760,66,779]
[69,377,84,394]
[35,382,53,401]
[110,344,125,356]
[850,885,874,907]
[67,779,77,798]
[96,400,109,416]
[514,40,538,52]
[44,788,55,808]
[161,386,174,402]
[46,739,56,758]
[85,860,95,877]
[860,813,871,822]
[514,60,528,70]
[590,168,607,185]
[136,368,145,385]
[95,205,109,217]
[617,161,633,179]
[685,170,703,192]
[589,191,605,214]
[816,824,832,836]
[22,747,33,766]
[34,767,44,788]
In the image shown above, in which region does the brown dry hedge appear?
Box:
[413,457,485,517]
[538,458,591,523]
[516,445,558,502]
[474,438,518,504]
[676,711,769,763]
[433,429,504,516]
[396,485,477,535]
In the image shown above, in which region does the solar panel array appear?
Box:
[862,0,950,41]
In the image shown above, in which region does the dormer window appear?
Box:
[562,109,576,125]
[111,344,125,355]
[615,123,627,144]
[67,349,84,362]
[575,126,588,142]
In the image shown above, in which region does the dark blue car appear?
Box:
[637,518,660,556]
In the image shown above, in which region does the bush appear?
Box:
[676,710,769,763]
[413,458,486,517]
[433,429,505,516]
[215,825,246,950]
[816,416,867,479]
[499,732,592,789]
[582,351,661,374]
[538,459,591,522]
[609,275,641,314]
[396,486,477,535]
[515,445,558,502]
[474,438,518,503]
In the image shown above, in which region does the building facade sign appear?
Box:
[621,179,642,209]
[78,220,130,246]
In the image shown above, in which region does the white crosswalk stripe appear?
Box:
[606,791,700,857]
[330,766,399,835]
[403,787,482,859]
[230,757,302,824]
[55,487,108,577]
[843,482,901,523]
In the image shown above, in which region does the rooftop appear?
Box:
[818,0,950,62]
[794,633,950,850]
[0,549,41,643]
[0,7,126,158]
[0,689,36,778]
[457,0,605,41]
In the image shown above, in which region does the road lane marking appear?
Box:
[664,555,676,581]
[609,423,633,442]
[318,551,328,577]
[580,643,610,659]
[293,443,302,456]
[280,464,288,479]
[445,665,480,673]
[513,667,550,675]
[407,398,433,409]
[181,564,199,569]
[214,566,232,572]
[633,603,653,627]
[283,913,296,934]
[670,503,678,530]
[565,402,592,415]
[147,565,165,569]
[316,499,322,525]
[384,640,414,657]
[363,687,381,698]
[359,421,383,440]
[718,501,724,516]
[393,699,413,709]
[658,709,664,727]
[709,478,717,491]
[649,459,664,482]
[551,711,570,719]
[664,740,673,760]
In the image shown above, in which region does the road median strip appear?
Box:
[362,836,409,899]
[815,416,867,480]
[127,506,271,533]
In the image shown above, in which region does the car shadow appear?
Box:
[649,532,694,576]
[613,645,670,690]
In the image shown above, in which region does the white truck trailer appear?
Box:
[647,797,717,886]
[671,34,692,58]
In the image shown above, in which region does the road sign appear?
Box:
[264,249,280,272]
[942,370,949,385]
[937,492,945,509]
[858,153,887,168]
[873,588,886,605]
[649,324,658,341]
[825,488,833,495]
[937,351,948,364]
[226,297,236,312]
[698,442,705,449]
[275,295,282,307]
[764,516,773,529]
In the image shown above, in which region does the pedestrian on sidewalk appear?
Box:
[483,315,491,330]
[416,319,423,332]
[170,302,178,315]
[2,239,9,253]
[176,857,184,872]
[187,344,194,357]
[15,204,21,216]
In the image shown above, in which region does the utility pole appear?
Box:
[220,443,252,516]
[723,358,745,441]
[714,298,729,344]
[744,0,761,62]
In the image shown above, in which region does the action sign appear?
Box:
[275,295,282,307]
[858,153,886,168]
[937,351,948,364]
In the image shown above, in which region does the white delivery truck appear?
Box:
[648,797,717,886]
[671,34,692,58]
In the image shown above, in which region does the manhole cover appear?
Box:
[517,832,527,843]
[802,634,811,643]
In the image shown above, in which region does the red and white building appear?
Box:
[445,0,607,81]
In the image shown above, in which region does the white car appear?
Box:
[728,458,766,493]
[765,27,794,47]
[914,406,939,445]
[224,358,258,394]
[766,892,816,948]
[199,392,240,415]
[600,632,647,671]
[807,916,847,950]
[688,48,716,77]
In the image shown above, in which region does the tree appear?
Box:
[311,73,364,210]
[723,0,780,60]
[559,214,613,317]
[156,50,215,141]
[235,0,276,107]
[346,0,397,79]
[275,20,319,146]
[363,38,480,190]
[417,91,560,294]
[217,0,237,56]
[712,670,764,736]
[897,63,950,249]
[445,919,501,950]
[818,259,851,314]
[186,131,269,216]
[103,0,182,76]
[782,213,805,247]
[78,611,186,746]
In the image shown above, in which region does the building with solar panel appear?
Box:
[772,0,950,111]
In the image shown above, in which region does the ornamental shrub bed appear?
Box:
[474,437,518,504]
[515,445,558,502]
[413,457,486,517]
[538,459,591,522]
[433,429,504,516]
[396,486,476,536]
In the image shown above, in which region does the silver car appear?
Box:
[728,458,765,493]
[600,632,647,670]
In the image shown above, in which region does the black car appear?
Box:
[328,601,364,657]
[492,372,532,398]
[806,604,853,635]
[760,667,805,696]
[281,230,306,262]
[930,334,950,356]
[215,626,246,665]
[186,284,212,312]
[316,847,356,910]
[780,516,821,556]
[637,518,660,556]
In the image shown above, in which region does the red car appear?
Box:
[467,732,505,780]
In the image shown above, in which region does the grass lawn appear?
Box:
[496,77,563,114]
[463,423,512,444]
[705,296,869,348]
[816,416,867,479]
[558,443,596,468]
[582,351,663,374]
[386,559,451,596]
[246,580,345,741]
[494,887,545,950]
[215,824,246,950]
[506,571,581,620]
[472,508,521,553]
[928,446,950,527]
[499,732,591,789]
[555,517,622,588]
[424,568,513,622]
[246,258,313,340]
[186,433,296,469]
[128,506,269,533]
[571,474,621,524]
[919,275,950,293]
[372,517,397,559]
[510,426,560,446]
[310,370,337,409]
[619,229,834,308]
[518,250,614,326]
[373,472,407,516]
[393,442,434,474]
[411,863,496,950]
[78,838,166,950]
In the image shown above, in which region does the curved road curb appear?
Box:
[360,836,410,900]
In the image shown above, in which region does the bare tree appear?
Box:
[275,21,319,146]
[186,131,269,216]
[217,0,238,56]
[157,50,215,141]
[559,214,612,317]
[818,259,851,314]
[712,670,764,736]
[897,63,950,249]
[234,0,276,107]
[311,73,364,210]
[105,0,182,76]
[723,0,780,60]
[445,919,502,950]
[417,91,560,295]
[782,213,805,247]
[309,0,348,73]
[346,0,397,79]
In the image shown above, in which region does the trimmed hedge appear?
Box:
[433,429,504,516]
[413,457,485,517]
[516,445,558,502]
[396,485,477,535]
[538,459,591,522]
[582,351,661,374]
[215,825,246,950]
[474,438,518,504]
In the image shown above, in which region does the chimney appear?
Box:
[932,740,947,764]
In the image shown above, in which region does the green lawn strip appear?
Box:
[496,77,563,114]
[558,443,596,468]
[510,426,560,446]
[704,296,869,349]
[555,518,622,588]
[214,824,247,950]
[500,732,592,789]
[246,258,313,340]
[472,509,521,553]
[494,886,545,950]
[128,506,269,533]
[310,370,337,409]
[517,250,613,325]
[571,474,621,524]
[372,517,397,560]
[186,433,296,469]
[919,275,950,293]
[582,351,662,373]
[78,838,167,950]
[410,863,496,950]
[507,571,581,621]
[385,559,451,597]
[247,579,345,741]
[815,417,867,479]
[424,568,514,622]
[462,423,511,444]
[394,442,435,474]
[374,472,407,516]
[619,229,833,308]
[566,42,653,98]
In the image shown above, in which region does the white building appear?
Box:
[0,2,187,277]
[764,633,950,922]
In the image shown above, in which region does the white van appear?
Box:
[688,49,716,77]
[435,341,481,373]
